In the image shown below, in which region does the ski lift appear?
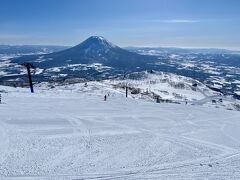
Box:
[21,62,36,93]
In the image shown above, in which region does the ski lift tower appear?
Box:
[22,62,35,93]
[124,72,128,98]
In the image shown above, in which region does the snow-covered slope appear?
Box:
[0,81,240,179]
[105,71,239,110]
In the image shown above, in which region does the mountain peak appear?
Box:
[88,36,105,41]
[80,36,118,50]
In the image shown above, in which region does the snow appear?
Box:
[44,63,112,74]
[34,68,44,75]
[0,71,8,76]
[169,54,180,59]
[0,83,240,179]
[107,72,217,102]
[84,36,117,49]
[233,80,240,84]
[181,62,195,68]
[46,67,61,72]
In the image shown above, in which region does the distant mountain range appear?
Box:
[1,44,239,56]
[0,45,69,55]
[0,36,240,98]
[126,47,240,55]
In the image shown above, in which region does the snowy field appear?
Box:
[0,83,240,180]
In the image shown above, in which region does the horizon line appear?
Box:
[1,43,239,51]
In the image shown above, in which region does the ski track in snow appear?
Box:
[0,83,240,179]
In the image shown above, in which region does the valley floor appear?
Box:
[0,84,240,179]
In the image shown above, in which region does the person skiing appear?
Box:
[104,95,107,101]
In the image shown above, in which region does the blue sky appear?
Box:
[0,0,240,49]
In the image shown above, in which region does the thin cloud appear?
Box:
[0,33,28,39]
[152,19,200,23]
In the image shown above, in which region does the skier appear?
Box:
[104,95,107,101]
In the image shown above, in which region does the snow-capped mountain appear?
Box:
[12,36,156,69]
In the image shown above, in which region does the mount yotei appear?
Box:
[11,36,157,78]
